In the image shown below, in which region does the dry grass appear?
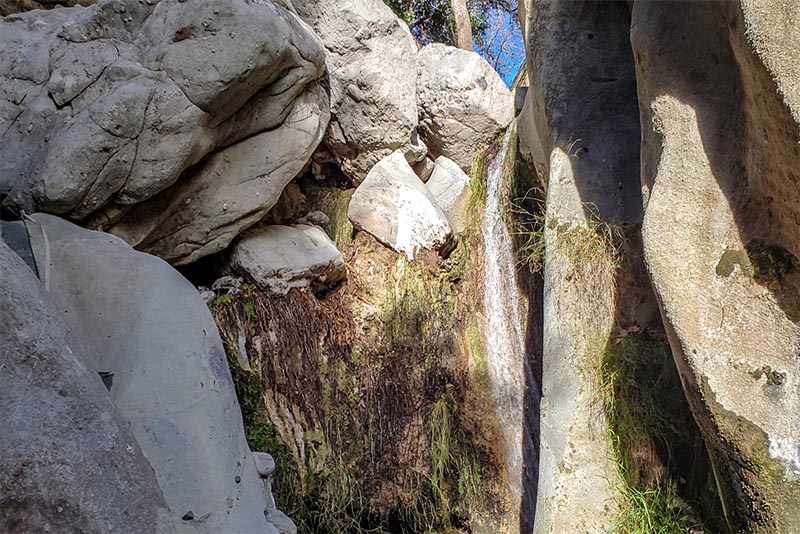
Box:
[210,246,495,533]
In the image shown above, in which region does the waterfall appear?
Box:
[482,128,528,515]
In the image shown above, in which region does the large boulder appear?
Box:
[230,223,347,295]
[101,83,330,265]
[348,150,452,260]
[518,1,646,532]
[0,239,173,534]
[1,0,325,262]
[426,156,472,234]
[417,43,514,171]
[293,0,419,183]
[7,213,289,533]
[632,1,800,531]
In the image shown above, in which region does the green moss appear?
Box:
[244,300,257,320]
[716,249,754,278]
[302,184,355,248]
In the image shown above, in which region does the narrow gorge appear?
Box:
[1,1,798,533]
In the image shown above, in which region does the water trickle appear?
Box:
[482,129,528,513]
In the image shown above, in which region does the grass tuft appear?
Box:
[600,333,726,533]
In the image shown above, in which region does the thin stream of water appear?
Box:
[482,130,527,510]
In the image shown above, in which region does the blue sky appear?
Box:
[474,6,525,86]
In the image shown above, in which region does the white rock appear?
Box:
[426,156,472,234]
[417,43,514,171]
[15,213,281,534]
[230,224,347,295]
[348,151,452,260]
[107,83,330,265]
[253,452,276,478]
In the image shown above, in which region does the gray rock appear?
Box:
[413,157,436,183]
[199,289,216,305]
[16,213,285,533]
[230,224,346,295]
[426,156,472,234]
[1,0,325,263]
[212,275,243,295]
[253,452,277,478]
[0,0,94,16]
[518,0,645,531]
[294,0,419,183]
[104,82,330,265]
[417,43,514,171]
[348,150,452,260]
[0,239,173,534]
[267,509,298,534]
[296,210,331,229]
[633,1,800,530]
[403,130,429,164]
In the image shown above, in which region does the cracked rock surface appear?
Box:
[1,0,326,264]
[294,0,419,184]
[416,43,514,171]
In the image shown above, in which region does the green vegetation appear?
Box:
[468,141,497,209]
[211,240,497,533]
[508,189,546,274]
[301,184,355,248]
[210,292,235,308]
[600,333,726,533]
[746,240,797,284]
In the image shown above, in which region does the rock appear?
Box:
[103,82,330,265]
[199,289,216,305]
[212,275,243,295]
[518,0,646,531]
[0,0,94,16]
[403,131,429,164]
[12,213,286,533]
[266,509,297,534]
[1,0,325,263]
[426,156,472,234]
[0,239,173,534]
[416,43,514,171]
[632,1,800,531]
[347,150,452,260]
[294,0,419,183]
[296,210,331,229]
[253,452,277,478]
[230,224,347,295]
[413,157,436,183]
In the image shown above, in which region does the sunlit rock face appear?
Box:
[293,0,420,184]
[347,150,452,260]
[416,43,514,171]
[426,155,472,235]
[229,223,347,295]
[104,82,329,265]
[633,1,800,531]
[517,1,645,532]
[1,0,326,264]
